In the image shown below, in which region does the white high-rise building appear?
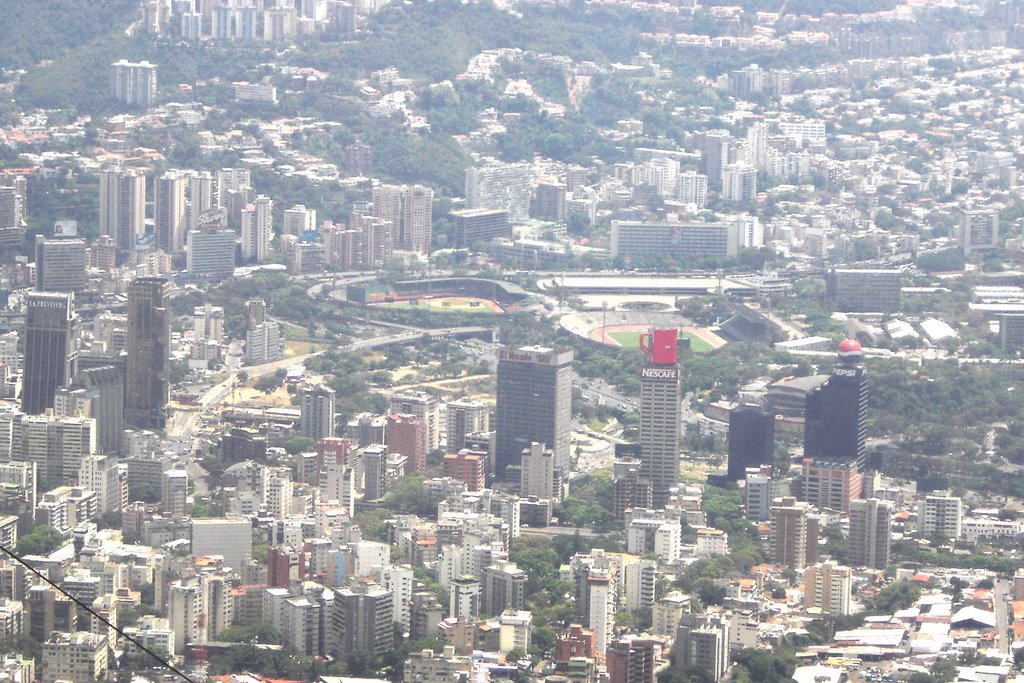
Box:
[676,171,708,208]
[921,492,963,540]
[300,385,336,441]
[11,413,96,488]
[722,164,757,202]
[466,162,532,221]
[186,171,216,231]
[241,195,273,262]
[193,305,225,343]
[283,205,317,236]
[99,167,146,251]
[168,581,203,655]
[380,565,414,632]
[520,442,560,501]
[155,171,188,253]
[109,60,157,108]
[803,561,852,615]
[78,454,122,513]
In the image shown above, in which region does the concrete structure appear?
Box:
[442,451,485,492]
[921,492,963,540]
[481,561,527,616]
[109,60,157,108]
[11,412,95,489]
[34,236,86,292]
[520,442,562,501]
[610,221,743,261]
[99,167,145,251]
[241,195,273,263]
[961,209,999,254]
[41,631,108,683]
[445,398,489,452]
[191,518,253,571]
[639,330,682,506]
[332,579,394,659]
[387,414,427,473]
[769,496,818,569]
[674,614,730,682]
[450,208,513,247]
[187,229,236,279]
[373,184,433,254]
[465,161,532,220]
[301,384,336,441]
[391,391,440,453]
[154,171,188,253]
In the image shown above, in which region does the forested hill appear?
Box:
[0,0,137,69]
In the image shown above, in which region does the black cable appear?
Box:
[0,544,199,683]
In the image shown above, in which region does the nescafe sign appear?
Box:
[641,367,678,380]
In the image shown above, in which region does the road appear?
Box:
[994,577,1010,654]
[521,526,601,539]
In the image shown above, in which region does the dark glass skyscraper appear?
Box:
[727,401,775,481]
[495,345,573,478]
[22,291,78,415]
[803,339,868,471]
[125,277,171,429]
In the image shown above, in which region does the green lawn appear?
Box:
[606,329,716,353]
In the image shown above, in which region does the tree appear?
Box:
[16,526,64,556]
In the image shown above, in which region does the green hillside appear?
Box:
[0,0,137,69]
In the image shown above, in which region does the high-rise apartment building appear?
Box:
[676,170,708,207]
[921,492,963,540]
[848,497,893,570]
[244,299,284,364]
[721,164,758,202]
[610,221,744,261]
[639,329,682,506]
[804,339,868,472]
[495,345,573,478]
[803,561,852,615]
[125,278,171,429]
[961,209,999,254]
[10,412,95,488]
[386,414,426,472]
[769,496,818,569]
[481,561,528,616]
[155,171,188,253]
[40,631,107,683]
[532,182,567,222]
[607,639,657,683]
[34,236,86,292]
[612,457,653,519]
[390,390,440,453]
[187,229,236,280]
[674,614,730,682]
[465,161,533,220]
[332,579,394,660]
[520,442,562,501]
[241,195,273,262]
[283,204,317,236]
[54,365,123,455]
[445,397,489,452]
[99,167,145,251]
[449,208,513,248]
[727,402,774,481]
[372,184,433,254]
[300,385,336,441]
[22,291,78,415]
[186,171,216,231]
[109,60,157,108]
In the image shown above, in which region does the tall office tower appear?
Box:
[10,412,96,487]
[612,457,653,519]
[848,498,893,570]
[331,579,394,660]
[372,184,433,254]
[186,171,217,230]
[446,397,489,452]
[803,562,853,616]
[607,639,657,683]
[673,614,730,683]
[676,170,708,207]
[804,339,868,472]
[99,167,146,251]
[109,60,158,108]
[22,292,78,415]
[390,390,440,452]
[155,171,188,253]
[241,195,273,262]
[300,384,336,441]
[769,496,818,569]
[386,414,426,473]
[961,208,999,254]
[54,365,124,455]
[283,204,317,236]
[495,345,573,478]
[638,329,682,506]
[726,402,775,481]
[34,235,87,292]
[465,161,533,220]
[124,278,171,429]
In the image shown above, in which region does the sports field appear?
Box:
[594,324,727,353]
[373,295,504,313]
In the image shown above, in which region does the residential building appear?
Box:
[443,451,485,492]
[40,631,107,683]
[769,496,818,569]
[300,385,336,441]
[99,167,145,251]
[109,60,157,108]
[11,412,95,488]
[391,391,440,453]
[607,638,657,683]
[610,221,743,261]
[387,414,427,473]
[372,184,433,254]
[154,171,188,253]
[961,209,999,254]
[520,442,562,501]
[187,229,236,280]
[481,561,527,616]
[445,398,489,452]
[627,515,681,563]
[674,614,730,682]
[803,562,852,616]
[921,492,963,540]
[465,161,532,220]
[848,498,893,570]
[241,196,273,263]
[332,579,394,659]
[612,457,652,519]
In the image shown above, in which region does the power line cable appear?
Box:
[0,543,199,683]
